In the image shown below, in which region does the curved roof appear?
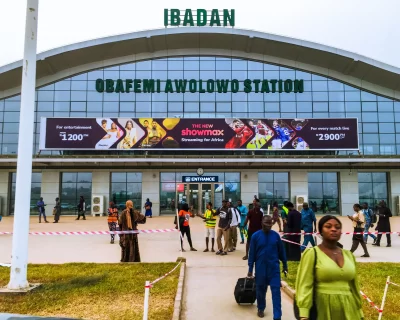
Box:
[1,27,400,100]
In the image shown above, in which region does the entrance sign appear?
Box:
[39,117,359,151]
[164,9,235,27]
[182,176,219,183]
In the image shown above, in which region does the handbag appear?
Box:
[52,208,57,216]
[353,219,364,241]
[293,248,317,320]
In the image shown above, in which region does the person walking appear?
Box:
[300,202,317,252]
[76,196,86,220]
[271,203,282,232]
[144,198,153,218]
[53,197,61,223]
[286,202,302,261]
[119,200,146,262]
[362,203,377,244]
[348,203,370,257]
[37,197,49,223]
[214,200,232,256]
[237,199,248,244]
[373,200,392,247]
[228,202,241,252]
[248,215,288,319]
[107,201,119,244]
[295,215,364,320]
[197,202,216,252]
[177,203,197,252]
[242,200,264,260]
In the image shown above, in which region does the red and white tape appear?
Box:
[281,231,400,236]
[281,238,307,248]
[360,290,383,313]
[389,281,400,288]
[145,260,182,289]
[0,228,178,236]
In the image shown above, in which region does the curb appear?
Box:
[281,280,295,300]
[172,258,186,320]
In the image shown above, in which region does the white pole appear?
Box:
[267,204,270,216]
[378,276,390,320]
[143,281,150,320]
[7,0,39,290]
[176,209,183,254]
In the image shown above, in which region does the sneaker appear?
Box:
[228,249,234,252]
[257,310,265,318]
[387,244,392,247]
[211,249,215,252]
[361,254,370,257]
[372,243,380,246]
[203,249,209,252]
[221,252,227,256]
[216,250,223,255]
[233,247,236,251]
[190,247,197,251]
[242,256,248,260]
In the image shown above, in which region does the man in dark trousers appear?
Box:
[76,196,86,220]
[286,202,302,261]
[373,200,392,247]
[214,200,232,255]
[37,197,49,223]
[248,215,288,319]
[242,200,264,260]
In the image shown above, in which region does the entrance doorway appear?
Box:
[176,183,224,215]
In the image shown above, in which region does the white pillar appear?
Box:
[142,171,160,216]
[389,170,400,216]
[241,171,258,206]
[339,170,359,216]
[8,0,39,290]
[290,170,308,204]
[92,171,110,215]
[41,171,60,210]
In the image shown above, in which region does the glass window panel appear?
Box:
[312,81,328,91]
[4,112,20,122]
[71,102,86,112]
[54,91,70,101]
[378,113,394,122]
[168,60,184,70]
[38,91,54,102]
[329,91,345,101]
[328,81,344,91]
[55,81,71,90]
[308,172,322,183]
[225,172,240,182]
[161,172,175,182]
[111,172,126,182]
[378,102,394,112]
[136,61,151,70]
[379,123,395,134]
[248,61,263,70]
[312,92,328,101]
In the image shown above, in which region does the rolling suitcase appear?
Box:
[234,277,257,304]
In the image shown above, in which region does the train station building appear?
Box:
[0,17,400,217]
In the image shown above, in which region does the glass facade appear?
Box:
[0,56,399,155]
[60,172,92,214]
[110,172,142,210]
[308,172,339,214]
[258,172,290,210]
[9,172,41,215]
[358,172,388,209]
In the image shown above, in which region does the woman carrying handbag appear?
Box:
[348,203,370,257]
[294,215,363,320]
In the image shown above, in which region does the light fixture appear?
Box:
[244,174,248,179]
[153,173,156,178]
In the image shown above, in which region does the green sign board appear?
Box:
[95,79,304,94]
[164,9,235,27]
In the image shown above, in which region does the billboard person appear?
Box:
[148,121,163,146]
[248,215,288,319]
[119,120,136,149]
[295,137,307,150]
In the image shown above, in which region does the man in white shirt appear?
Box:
[228,202,241,252]
[295,137,307,150]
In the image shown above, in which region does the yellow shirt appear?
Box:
[204,209,216,228]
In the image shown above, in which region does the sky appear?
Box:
[0,0,399,68]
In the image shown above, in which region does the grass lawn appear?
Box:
[0,263,180,320]
[285,262,400,320]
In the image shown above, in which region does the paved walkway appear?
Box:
[0,215,399,319]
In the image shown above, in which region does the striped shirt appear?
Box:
[204,209,217,228]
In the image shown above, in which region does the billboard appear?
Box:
[39,117,359,151]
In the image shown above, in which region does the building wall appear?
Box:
[142,171,160,216]
[41,171,60,211]
[339,170,359,216]
[390,170,400,215]
[290,170,308,203]
[0,172,9,215]
[241,171,258,205]
[92,171,110,216]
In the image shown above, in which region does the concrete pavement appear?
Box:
[0,215,399,320]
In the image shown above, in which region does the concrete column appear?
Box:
[92,171,110,215]
[41,171,60,210]
[241,171,258,206]
[0,172,9,216]
[290,170,308,204]
[142,171,160,216]
[340,170,359,216]
[389,170,400,216]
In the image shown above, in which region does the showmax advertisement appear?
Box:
[39,117,359,151]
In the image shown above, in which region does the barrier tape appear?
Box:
[389,281,400,288]
[0,228,178,236]
[145,260,182,289]
[281,238,307,248]
[360,290,383,313]
[280,231,400,236]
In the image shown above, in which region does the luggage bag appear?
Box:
[234,277,257,304]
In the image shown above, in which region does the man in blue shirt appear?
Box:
[236,199,248,244]
[300,202,316,252]
[362,202,377,244]
[248,215,288,319]
[37,197,49,223]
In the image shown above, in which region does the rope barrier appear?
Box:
[145,260,182,289]
[360,290,383,313]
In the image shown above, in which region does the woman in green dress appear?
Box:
[295,215,363,320]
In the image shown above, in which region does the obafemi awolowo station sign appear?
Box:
[95,79,305,94]
[164,9,235,27]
